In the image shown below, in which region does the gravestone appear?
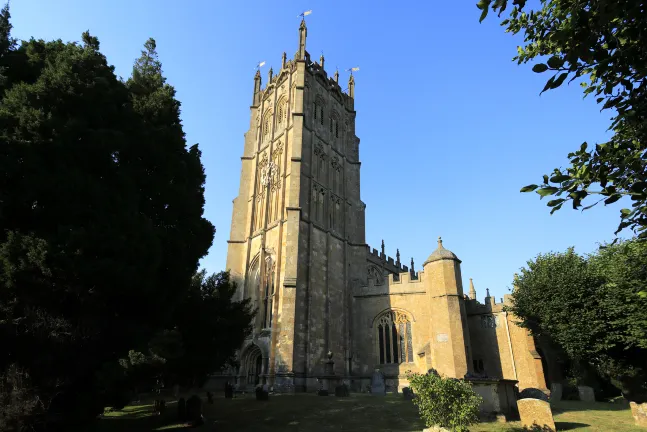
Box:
[224,382,234,399]
[402,387,415,400]
[370,369,386,395]
[335,384,349,397]
[578,386,595,402]
[177,397,187,422]
[186,395,204,427]
[630,402,647,427]
[550,383,562,402]
[517,398,556,432]
[519,387,549,402]
[255,386,269,401]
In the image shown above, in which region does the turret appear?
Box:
[423,237,471,378]
[252,69,262,106]
[297,19,307,60]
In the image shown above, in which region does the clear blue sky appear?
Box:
[12,0,627,302]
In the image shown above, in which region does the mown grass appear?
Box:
[91,393,642,432]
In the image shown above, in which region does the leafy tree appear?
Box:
[0,14,214,429]
[406,370,482,432]
[170,271,254,387]
[509,241,647,402]
[477,0,647,239]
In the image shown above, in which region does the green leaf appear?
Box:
[551,73,568,89]
[620,208,632,216]
[549,175,570,183]
[604,195,621,205]
[532,63,549,73]
[546,56,565,69]
[520,184,539,192]
[538,187,558,197]
[547,198,565,207]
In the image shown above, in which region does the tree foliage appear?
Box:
[0,8,217,428]
[478,0,647,239]
[508,240,647,402]
[406,370,482,432]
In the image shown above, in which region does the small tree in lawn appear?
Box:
[407,370,482,432]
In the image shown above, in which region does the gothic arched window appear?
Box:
[276,97,287,128]
[261,257,276,329]
[375,310,413,364]
[262,110,273,141]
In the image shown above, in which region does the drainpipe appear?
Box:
[503,312,518,381]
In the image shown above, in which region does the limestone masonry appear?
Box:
[225,20,547,393]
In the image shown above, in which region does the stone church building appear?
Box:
[225,19,547,393]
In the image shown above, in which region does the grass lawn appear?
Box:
[92,393,643,432]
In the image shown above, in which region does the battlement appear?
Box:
[465,293,510,316]
[366,244,408,274]
[354,269,426,298]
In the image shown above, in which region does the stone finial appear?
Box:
[348,73,355,98]
[252,69,262,106]
[381,239,385,255]
[396,248,401,265]
[485,288,491,298]
[320,52,325,69]
[469,278,477,300]
[334,68,339,83]
[268,66,273,82]
[298,19,307,60]
[410,257,415,273]
[437,236,443,248]
[282,52,287,69]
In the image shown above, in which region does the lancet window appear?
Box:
[376,310,414,364]
[253,153,269,232]
[262,110,273,142]
[261,256,276,329]
[276,97,287,129]
[268,142,283,223]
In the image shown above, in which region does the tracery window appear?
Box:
[253,152,272,231]
[480,315,498,329]
[261,256,276,329]
[276,98,287,128]
[376,310,413,364]
[268,142,283,223]
[262,110,273,141]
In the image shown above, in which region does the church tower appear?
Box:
[226,19,367,392]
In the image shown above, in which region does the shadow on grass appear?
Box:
[552,399,631,413]
[554,421,591,430]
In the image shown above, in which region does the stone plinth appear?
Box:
[517,398,556,432]
[578,386,595,402]
[468,378,518,418]
[630,402,647,427]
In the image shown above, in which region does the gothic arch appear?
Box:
[371,307,416,328]
[373,309,415,365]
[261,109,273,142]
[367,264,385,285]
[276,96,288,129]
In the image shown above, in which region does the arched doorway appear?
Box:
[243,344,263,389]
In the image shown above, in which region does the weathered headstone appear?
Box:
[224,382,234,399]
[186,395,204,427]
[370,369,386,395]
[177,397,187,422]
[578,386,595,402]
[255,385,269,401]
[550,383,562,402]
[517,398,556,432]
[630,402,647,427]
[402,387,415,400]
[335,384,349,397]
[519,387,549,402]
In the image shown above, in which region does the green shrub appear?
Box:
[406,370,482,432]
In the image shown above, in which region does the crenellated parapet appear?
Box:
[353,268,425,298]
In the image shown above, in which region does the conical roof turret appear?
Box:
[423,237,461,266]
